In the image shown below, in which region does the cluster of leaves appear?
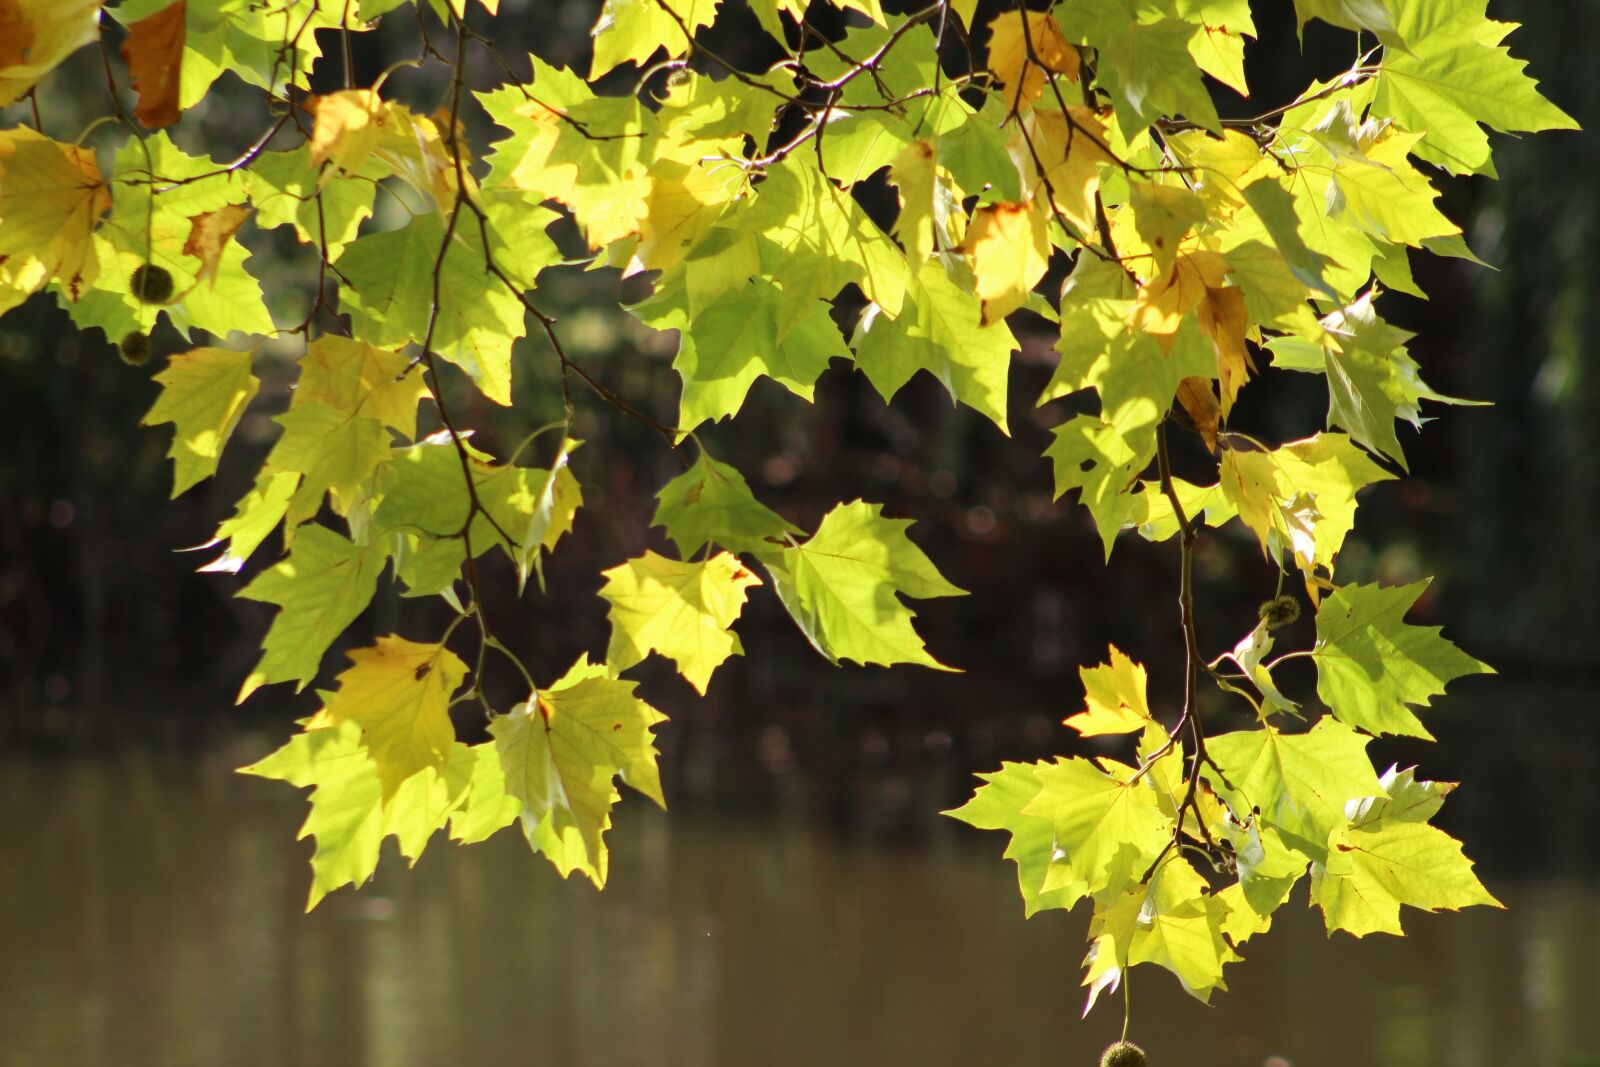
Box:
[0,0,1569,1012]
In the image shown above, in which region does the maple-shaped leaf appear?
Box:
[769,500,965,669]
[1204,718,1384,860]
[121,0,184,128]
[0,0,101,106]
[652,448,798,560]
[319,636,469,799]
[1374,0,1576,175]
[1218,432,1393,576]
[1026,105,1116,237]
[1331,126,1459,247]
[0,128,110,302]
[337,205,560,405]
[590,0,720,78]
[264,398,391,532]
[1292,0,1399,44]
[307,89,391,176]
[141,346,259,496]
[1021,755,1171,897]
[888,139,959,265]
[745,159,909,330]
[1313,818,1500,937]
[1132,250,1230,342]
[240,720,476,909]
[600,551,761,694]
[964,201,1050,326]
[1311,581,1492,739]
[985,10,1079,113]
[1128,181,1205,275]
[1123,476,1237,543]
[447,741,523,845]
[195,470,298,574]
[852,260,1017,432]
[1063,645,1153,736]
[626,156,743,276]
[247,145,375,257]
[1273,293,1478,468]
[1044,406,1160,558]
[1082,856,1238,1011]
[632,277,847,430]
[236,524,388,700]
[374,433,581,596]
[1059,3,1220,134]
[945,761,1084,916]
[293,335,428,440]
[489,657,666,887]
[181,204,251,287]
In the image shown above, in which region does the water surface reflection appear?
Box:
[2,749,1596,1067]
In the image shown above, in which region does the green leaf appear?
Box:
[1044,405,1161,559]
[1062,645,1154,737]
[770,500,965,669]
[488,657,667,887]
[142,346,259,496]
[633,277,848,430]
[1312,580,1492,739]
[447,742,523,845]
[197,470,299,574]
[1060,2,1221,134]
[944,762,1085,916]
[1313,818,1501,937]
[265,399,391,532]
[852,260,1017,432]
[652,449,798,559]
[1082,856,1238,1008]
[337,205,560,405]
[236,524,388,700]
[1374,0,1577,176]
[1022,755,1171,897]
[745,158,910,327]
[590,0,720,79]
[1291,0,1399,44]
[600,551,762,694]
[240,720,475,910]
[1204,717,1385,860]
[248,146,375,257]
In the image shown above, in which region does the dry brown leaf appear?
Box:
[1176,376,1220,455]
[182,203,251,285]
[121,0,185,129]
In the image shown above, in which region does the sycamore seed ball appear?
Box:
[1100,1040,1147,1067]
[1258,594,1301,631]
[118,330,152,367]
[129,264,175,305]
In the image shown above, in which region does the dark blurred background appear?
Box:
[1,2,1596,1065]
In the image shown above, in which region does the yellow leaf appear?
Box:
[1063,645,1153,736]
[307,89,388,175]
[600,550,762,694]
[1196,284,1253,415]
[321,636,469,800]
[1028,106,1115,236]
[964,200,1050,326]
[1128,180,1205,274]
[293,335,427,437]
[1131,250,1229,344]
[0,0,101,107]
[627,157,738,275]
[182,203,250,286]
[0,127,110,301]
[121,0,184,128]
[986,10,1079,114]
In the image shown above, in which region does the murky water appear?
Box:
[2,747,1596,1067]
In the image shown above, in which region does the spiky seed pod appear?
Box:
[118,330,153,366]
[129,264,174,305]
[1100,1040,1147,1067]
[1258,594,1301,631]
